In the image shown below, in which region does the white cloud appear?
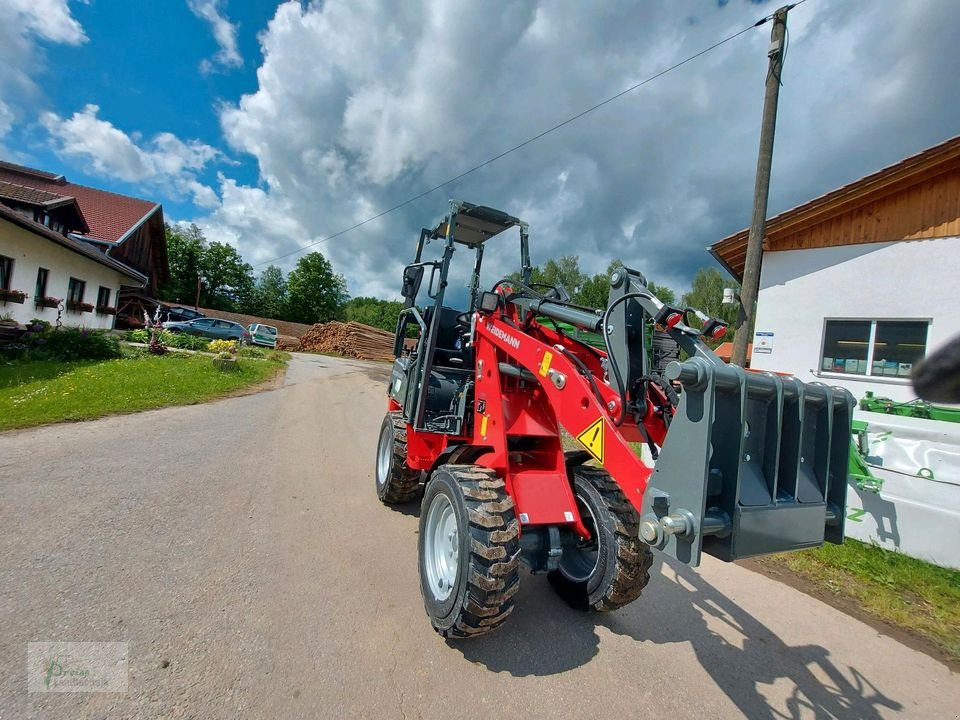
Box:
[0,0,86,148]
[195,0,960,299]
[41,104,220,207]
[5,0,86,45]
[187,0,242,73]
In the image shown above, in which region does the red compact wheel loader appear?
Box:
[376,200,854,638]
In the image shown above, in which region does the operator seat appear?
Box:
[422,305,471,369]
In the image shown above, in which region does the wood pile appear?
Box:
[275,334,301,351]
[300,321,394,361]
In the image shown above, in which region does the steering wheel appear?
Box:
[455,311,472,328]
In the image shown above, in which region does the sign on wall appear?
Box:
[754,331,774,354]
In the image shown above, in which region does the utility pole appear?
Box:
[731,5,790,368]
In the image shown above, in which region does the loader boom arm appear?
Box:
[472,267,854,567]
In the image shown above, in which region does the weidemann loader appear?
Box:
[376,200,853,638]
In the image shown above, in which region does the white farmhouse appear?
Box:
[0,160,168,330]
[0,203,146,328]
[712,135,960,402]
[711,135,960,568]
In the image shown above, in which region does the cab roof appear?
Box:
[430,201,524,246]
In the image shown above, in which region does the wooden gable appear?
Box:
[711,136,960,280]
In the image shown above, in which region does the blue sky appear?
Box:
[2,1,958,299]
[12,0,278,218]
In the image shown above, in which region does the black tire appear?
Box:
[375,412,421,504]
[418,465,520,638]
[548,465,653,611]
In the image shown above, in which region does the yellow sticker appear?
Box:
[576,418,605,463]
[480,414,489,437]
[539,350,553,377]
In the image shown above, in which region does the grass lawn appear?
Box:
[756,539,960,662]
[0,352,286,431]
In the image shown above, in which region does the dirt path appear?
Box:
[1,354,956,718]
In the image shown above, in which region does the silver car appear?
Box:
[246,323,278,348]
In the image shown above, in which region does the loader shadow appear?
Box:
[455,558,903,719]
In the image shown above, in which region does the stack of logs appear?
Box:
[300,321,394,361]
[275,334,301,351]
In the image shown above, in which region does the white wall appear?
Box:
[751,236,960,402]
[0,220,130,330]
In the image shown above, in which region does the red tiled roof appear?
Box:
[0,160,159,243]
[0,180,69,205]
[714,342,752,364]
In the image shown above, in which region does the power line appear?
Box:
[253,8,786,269]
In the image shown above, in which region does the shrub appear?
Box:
[30,328,122,361]
[239,347,266,359]
[126,329,150,343]
[208,339,237,354]
[165,332,209,351]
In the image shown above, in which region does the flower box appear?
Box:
[0,289,26,304]
[67,301,94,313]
[36,296,61,309]
[96,306,118,315]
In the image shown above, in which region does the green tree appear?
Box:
[681,267,739,325]
[249,265,288,319]
[286,251,347,324]
[159,223,205,305]
[646,281,676,305]
[577,260,625,308]
[199,241,255,311]
[519,257,678,311]
[343,296,404,332]
[536,256,586,298]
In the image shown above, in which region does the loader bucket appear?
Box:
[639,357,854,567]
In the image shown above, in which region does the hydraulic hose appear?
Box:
[601,291,654,426]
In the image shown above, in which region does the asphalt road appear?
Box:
[1,353,957,719]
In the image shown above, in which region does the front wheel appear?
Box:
[375,412,420,504]
[418,465,520,638]
[548,466,653,611]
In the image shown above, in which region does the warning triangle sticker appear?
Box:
[576,418,605,464]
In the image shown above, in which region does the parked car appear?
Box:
[164,306,205,323]
[246,323,278,348]
[162,317,249,342]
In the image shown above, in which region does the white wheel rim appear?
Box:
[424,493,459,601]
[376,421,392,487]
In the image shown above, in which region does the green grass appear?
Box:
[758,539,960,661]
[0,353,286,431]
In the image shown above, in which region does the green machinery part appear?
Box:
[848,391,960,494]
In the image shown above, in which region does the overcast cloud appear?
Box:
[193,0,960,298]
[6,0,959,300]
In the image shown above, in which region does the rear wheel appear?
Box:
[548,466,653,611]
[419,465,520,638]
[375,412,420,504]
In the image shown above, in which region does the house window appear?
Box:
[97,286,111,308]
[35,268,49,299]
[67,277,86,304]
[821,319,929,378]
[0,256,12,290]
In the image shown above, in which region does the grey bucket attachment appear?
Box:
[639,357,854,567]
